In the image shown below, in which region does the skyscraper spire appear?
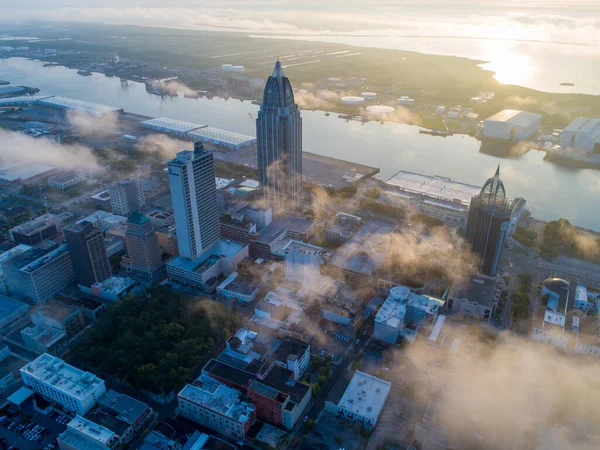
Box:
[495,164,500,178]
[272,59,285,78]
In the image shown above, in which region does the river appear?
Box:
[1,57,599,231]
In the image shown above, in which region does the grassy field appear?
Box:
[5,22,600,126]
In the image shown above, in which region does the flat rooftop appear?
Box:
[65,415,115,445]
[188,127,256,146]
[98,389,149,425]
[13,243,69,274]
[329,220,396,276]
[257,216,315,245]
[0,295,29,323]
[167,239,246,273]
[450,276,500,308]
[375,285,444,329]
[218,272,259,296]
[20,353,105,401]
[39,96,122,115]
[9,215,56,235]
[0,161,54,182]
[484,109,542,127]
[282,240,323,256]
[178,375,254,424]
[141,117,204,133]
[92,276,136,295]
[338,371,391,424]
[31,300,78,322]
[385,170,481,206]
[48,171,83,184]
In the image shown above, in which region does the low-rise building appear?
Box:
[82,211,127,232]
[337,371,391,430]
[0,294,29,332]
[0,368,15,394]
[447,275,502,322]
[20,353,106,415]
[250,217,315,260]
[220,215,257,245]
[327,220,396,285]
[78,276,137,302]
[30,300,85,339]
[21,324,67,354]
[177,375,256,441]
[167,240,248,292]
[147,208,175,228]
[58,415,119,450]
[8,214,59,245]
[216,272,260,303]
[374,285,444,344]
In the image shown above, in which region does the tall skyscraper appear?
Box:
[64,220,111,287]
[122,212,164,279]
[168,142,220,259]
[109,179,145,217]
[465,166,511,277]
[256,60,303,213]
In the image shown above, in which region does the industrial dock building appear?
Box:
[561,117,600,152]
[481,109,542,142]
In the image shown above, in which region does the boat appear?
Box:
[77,69,92,76]
[560,82,575,87]
[419,129,452,137]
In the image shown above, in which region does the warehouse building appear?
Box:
[481,109,542,142]
[560,117,600,152]
[141,117,256,148]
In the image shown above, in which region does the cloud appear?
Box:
[0,129,98,169]
[150,80,198,98]
[66,110,120,137]
[294,89,343,110]
[505,96,539,108]
[377,325,600,450]
[135,133,190,159]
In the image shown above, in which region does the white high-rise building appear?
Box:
[282,240,324,284]
[109,179,145,217]
[168,143,220,259]
[20,353,106,415]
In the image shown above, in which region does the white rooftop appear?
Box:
[141,117,204,133]
[81,211,127,230]
[91,276,135,295]
[0,244,32,276]
[39,96,121,115]
[375,286,444,329]
[178,376,254,423]
[0,161,55,182]
[20,353,105,401]
[188,126,256,146]
[66,415,115,444]
[215,177,235,190]
[338,371,391,424]
[282,240,323,256]
[385,170,481,206]
[484,109,542,127]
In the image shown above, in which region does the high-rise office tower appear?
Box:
[122,212,164,279]
[168,142,220,259]
[256,60,302,213]
[109,179,145,217]
[64,220,111,287]
[466,166,511,277]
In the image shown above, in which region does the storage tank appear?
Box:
[340,96,365,105]
[232,66,245,73]
[221,64,233,71]
[361,92,377,100]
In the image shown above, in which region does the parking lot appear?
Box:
[0,402,69,450]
